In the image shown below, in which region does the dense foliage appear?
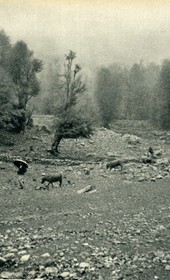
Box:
[0,30,43,132]
[51,111,93,154]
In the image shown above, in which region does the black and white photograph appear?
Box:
[0,0,170,279]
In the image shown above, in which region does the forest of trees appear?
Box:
[94,62,163,127]
[39,53,170,131]
[1,29,170,138]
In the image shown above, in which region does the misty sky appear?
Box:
[1,0,170,70]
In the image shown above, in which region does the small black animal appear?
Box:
[106,160,123,170]
[41,174,62,190]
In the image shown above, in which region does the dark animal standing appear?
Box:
[106,160,123,170]
[41,174,62,190]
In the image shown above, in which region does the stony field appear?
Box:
[0,117,170,280]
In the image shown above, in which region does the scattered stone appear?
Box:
[60,271,70,278]
[150,178,156,182]
[11,248,18,253]
[156,174,163,179]
[41,252,51,258]
[122,134,141,144]
[154,149,163,157]
[124,173,134,181]
[69,273,77,278]
[138,177,146,182]
[165,265,170,271]
[77,185,94,194]
[0,257,7,267]
[0,271,23,279]
[28,270,37,278]
[79,262,90,268]
[156,158,169,165]
[45,266,58,275]
[66,167,73,171]
[80,141,85,146]
[4,253,15,259]
[88,140,94,144]
[18,250,27,255]
[20,254,30,262]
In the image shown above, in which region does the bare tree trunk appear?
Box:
[51,134,62,155]
[18,90,28,110]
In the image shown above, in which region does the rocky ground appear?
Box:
[0,118,170,279]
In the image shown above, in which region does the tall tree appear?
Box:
[94,64,123,128]
[0,31,43,132]
[50,51,93,155]
[63,50,86,111]
[9,41,43,110]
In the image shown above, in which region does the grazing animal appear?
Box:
[41,174,62,190]
[106,160,123,170]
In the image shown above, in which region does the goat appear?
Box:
[41,174,62,190]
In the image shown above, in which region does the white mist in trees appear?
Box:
[94,62,161,124]
[129,62,150,120]
[50,51,93,155]
[39,59,62,114]
[125,62,161,122]
[94,64,125,127]
[145,63,161,125]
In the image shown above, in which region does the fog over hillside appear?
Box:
[1,0,170,71]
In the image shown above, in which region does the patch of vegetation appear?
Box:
[0,29,43,133]
[50,51,94,155]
